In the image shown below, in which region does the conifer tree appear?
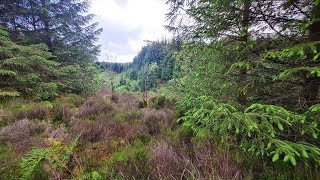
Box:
[0,26,59,100]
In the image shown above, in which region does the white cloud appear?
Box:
[89,0,170,62]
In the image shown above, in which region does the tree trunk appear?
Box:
[237,1,251,107]
[302,2,320,107]
[40,0,53,51]
[303,76,320,106]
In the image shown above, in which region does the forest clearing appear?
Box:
[1,0,320,179]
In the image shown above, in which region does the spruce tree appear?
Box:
[0,26,59,100]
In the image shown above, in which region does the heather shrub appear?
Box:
[144,115,161,135]
[71,120,106,143]
[14,101,52,120]
[79,98,113,119]
[71,118,148,144]
[120,121,149,143]
[0,119,48,144]
[189,138,244,179]
[149,141,190,179]
[117,93,139,108]
[143,108,175,135]
[46,125,70,143]
[111,94,119,102]
[217,153,243,180]
[0,109,14,127]
[138,99,148,108]
[52,105,77,125]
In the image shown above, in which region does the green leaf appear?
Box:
[284,155,290,162]
[313,53,320,61]
[278,123,284,131]
[302,150,309,158]
[236,127,240,134]
[272,153,279,162]
[267,142,272,149]
[290,156,297,166]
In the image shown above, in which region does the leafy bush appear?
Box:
[34,83,59,101]
[149,95,166,109]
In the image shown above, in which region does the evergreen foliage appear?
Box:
[0,26,60,100]
[0,0,102,63]
[166,0,320,176]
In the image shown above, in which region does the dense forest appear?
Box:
[1,0,320,179]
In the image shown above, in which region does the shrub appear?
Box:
[52,105,77,125]
[149,141,189,179]
[71,120,106,143]
[192,139,243,179]
[14,102,52,120]
[52,94,85,109]
[0,109,13,127]
[114,110,142,122]
[51,94,83,125]
[149,95,176,109]
[0,119,50,154]
[149,96,166,109]
[79,98,113,119]
[0,119,48,144]
[143,108,175,135]
[104,140,150,179]
[117,93,139,108]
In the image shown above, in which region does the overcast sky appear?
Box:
[89,0,170,63]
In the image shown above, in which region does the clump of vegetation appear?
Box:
[103,140,150,179]
[20,134,81,179]
[79,98,114,119]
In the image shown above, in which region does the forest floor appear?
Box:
[0,91,244,179]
